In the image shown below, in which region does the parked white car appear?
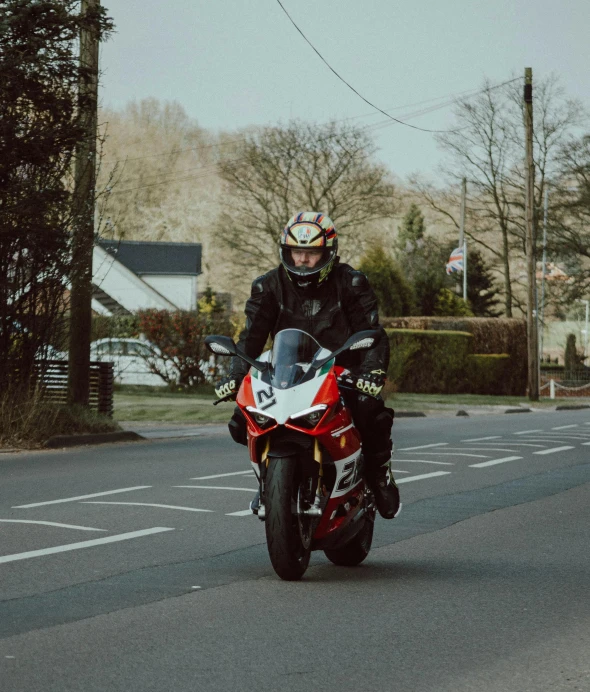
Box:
[90,338,176,387]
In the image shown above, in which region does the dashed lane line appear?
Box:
[82,502,213,513]
[469,456,522,469]
[12,486,152,509]
[191,470,255,481]
[226,510,254,517]
[533,446,575,456]
[459,442,547,448]
[393,459,454,466]
[397,471,452,483]
[462,436,502,442]
[552,424,579,430]
[397,443,448,451]
[399,452,491,458]
[174,485,258,492]
[0,519,106,532]
[0,527,174,565]
[436,447,523,453]
[583,442,590,446]
[514,430,543,435]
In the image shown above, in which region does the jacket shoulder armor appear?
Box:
[251,268,280,294]
[339,265,368,290]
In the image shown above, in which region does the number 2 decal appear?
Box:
[256,386,277,410]
[336,459,358,492]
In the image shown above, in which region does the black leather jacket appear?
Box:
[230,260,390,379]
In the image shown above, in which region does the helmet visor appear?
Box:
[280,246,333,277]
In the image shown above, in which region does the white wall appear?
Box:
[92,245,177,312]
[141,275,197,310]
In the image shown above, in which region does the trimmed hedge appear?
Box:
[466,354,511,395]
[386,329,473,394]
[383,316,527,395]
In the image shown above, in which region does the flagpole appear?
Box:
[459,178,467,301]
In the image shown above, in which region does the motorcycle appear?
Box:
[205,327,381,581]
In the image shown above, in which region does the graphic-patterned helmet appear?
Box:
[279,211,338,287]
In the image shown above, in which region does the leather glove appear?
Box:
[215,374,243,399]
[354,369,387,398]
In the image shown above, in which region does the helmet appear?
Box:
[279,212,338,287]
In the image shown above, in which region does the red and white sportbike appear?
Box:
[206,328,381,581]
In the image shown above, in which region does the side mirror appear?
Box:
[204,335,266,372]
[313,329,381,369]
[205,335,237,356]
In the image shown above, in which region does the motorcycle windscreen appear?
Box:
[266,329,323,390]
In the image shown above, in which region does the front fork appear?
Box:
[255,437,324,522]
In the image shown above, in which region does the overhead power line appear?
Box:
[275,0,518,135]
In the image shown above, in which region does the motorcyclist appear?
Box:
[215,211,400,519]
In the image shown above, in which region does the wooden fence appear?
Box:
[34,360,114,417]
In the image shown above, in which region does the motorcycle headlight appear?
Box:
[245,407,276,430]
[289,404,328,429]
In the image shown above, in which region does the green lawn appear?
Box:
[114,389,585,424]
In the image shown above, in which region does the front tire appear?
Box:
[265,456,313,581]
[324,511,375,566]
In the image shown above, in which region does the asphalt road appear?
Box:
[1,409,589,691]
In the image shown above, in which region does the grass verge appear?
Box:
[1,390,120,449]
[114,389,587,424]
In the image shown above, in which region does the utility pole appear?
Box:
[539,187,549,360]
[457,178,467,300]
[524,67,539,401]
[68,0,100,406]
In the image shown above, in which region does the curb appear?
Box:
[44,431,145,449]
[504,408,532,414]
[555,404,590,411]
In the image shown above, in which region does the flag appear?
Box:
[446,247,464,274]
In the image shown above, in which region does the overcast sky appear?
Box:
[99,0,590,178]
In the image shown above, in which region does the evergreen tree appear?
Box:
[397,203,425,250]
[453,248,502,317]
[359,245,415,317]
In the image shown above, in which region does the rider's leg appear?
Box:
[342,391,401,519]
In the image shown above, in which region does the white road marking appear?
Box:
[533,446,574,455]
[552,424,579,430]
[174,485,257,492]
[393,459,454,465]
[397,471,451,483]
[0,527,174,565]
[400,452,491,458]
[82,502,213,513]
[514,429,543,435]
[469,456,522,468]
[226,509,254,517]
[191,470,254,481]
[462,442,546,448]
[583,442,590,446]
[0,519,106,532]
[441,447,521,453]
[397,443,448,451]
[391,469,411,473]
[462,436,502,442]
[12,486,152,509]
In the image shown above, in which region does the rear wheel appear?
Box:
[324,509,375,566]
[265,456,313,581]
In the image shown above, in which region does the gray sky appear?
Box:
[99,0,590,178]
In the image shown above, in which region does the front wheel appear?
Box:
[265,456,313,581]
[324,510,375,566]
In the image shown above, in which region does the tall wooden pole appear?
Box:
[524,67,539,401]
[68,0,100,406]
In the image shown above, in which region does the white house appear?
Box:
[92,240,202,316]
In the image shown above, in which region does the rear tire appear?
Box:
[324,511,375,567]
[265,456,312,581]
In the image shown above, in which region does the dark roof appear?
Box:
[98,240,202,276]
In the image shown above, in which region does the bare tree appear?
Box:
[412,76,584,317]
[217,121,398,274]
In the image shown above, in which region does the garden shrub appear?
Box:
[386,329,473,393]
[465,354,511,395]
[383,317,526,395]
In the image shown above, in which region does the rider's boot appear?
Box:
[365,453,401,519]
[250,488,261,515]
